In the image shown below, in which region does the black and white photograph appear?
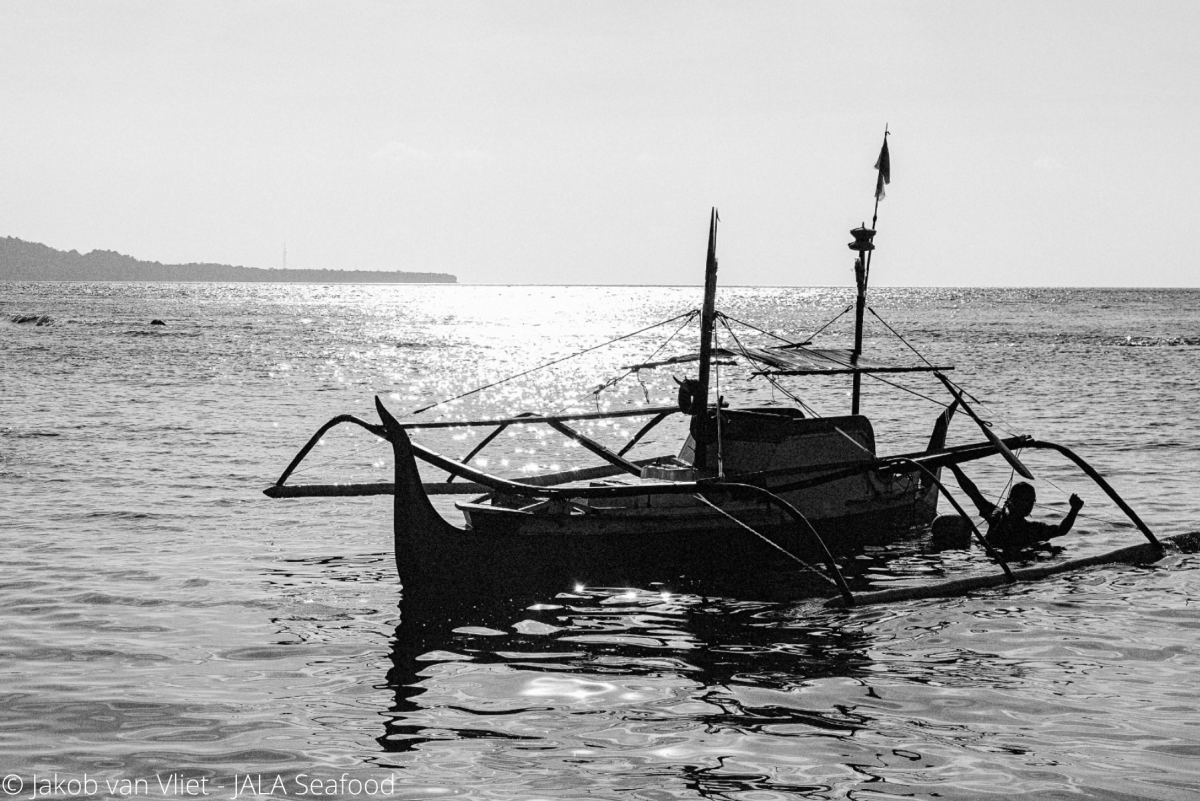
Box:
[2,2,1199,799]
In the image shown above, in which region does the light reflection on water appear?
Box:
[2,282,1199,799]
[378,577,1200,798]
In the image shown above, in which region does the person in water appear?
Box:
[946,465,1085,550]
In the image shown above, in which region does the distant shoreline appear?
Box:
[0,236,456,284]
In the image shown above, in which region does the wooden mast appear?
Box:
[849,129,889,415]
[848,226,874,415]
[693,208,720,468]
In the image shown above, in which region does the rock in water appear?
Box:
[11,314,53,325]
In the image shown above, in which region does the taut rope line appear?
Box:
[409,309,698,416]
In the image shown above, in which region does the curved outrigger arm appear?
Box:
[1022,440,1161,549]
[697,482,856,606]
[271,414,386,488]
[265,403,680,496]
[265,402,1160,553]
[886,439,1161,549]
[887,457,1014,581]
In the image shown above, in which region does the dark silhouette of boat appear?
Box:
[266,137,1166,605]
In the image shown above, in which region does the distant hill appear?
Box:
[0,237,457,283]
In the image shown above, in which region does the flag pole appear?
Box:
[871,124,889,230]
[848,126,890,415]
[866,124,889,286]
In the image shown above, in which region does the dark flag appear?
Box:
[874,137,891,201]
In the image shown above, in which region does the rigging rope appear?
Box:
[721,304,950,413]
[717,315,820,417]
[866,306,937,369]
[588,310,700,402]
[948,385,1023,439]
[720,303,855,348]
[805,303,856,341]
[691,494,839,588]
[716,313,800,344]
[857,371,950,408]
[867,305,1027,432]
[408,309,698,416]
[713,304,950,411]
[739,326,947,411]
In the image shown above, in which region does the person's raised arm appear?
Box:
[1056,494,1085,536]
[947,464,997,519]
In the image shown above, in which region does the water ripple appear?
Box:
[3,282,1199,798]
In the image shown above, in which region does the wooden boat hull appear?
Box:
[393,502,938,603]
[455,482,937,540]
[381,403,939,601]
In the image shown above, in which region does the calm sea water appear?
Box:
[2,282,1199,800]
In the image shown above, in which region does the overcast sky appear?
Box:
[2,1,1198,286]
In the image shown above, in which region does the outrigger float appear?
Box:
[266,136,1185,607]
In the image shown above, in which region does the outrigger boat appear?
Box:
[266,137,1171,606]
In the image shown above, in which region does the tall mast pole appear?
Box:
[848,227,873,415]
[848,127,890,416]
[693,208,719,468]
[864,124,889,303]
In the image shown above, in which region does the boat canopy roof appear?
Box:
[626,345,952,376]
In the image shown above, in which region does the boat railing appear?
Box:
[267,405,683,498]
